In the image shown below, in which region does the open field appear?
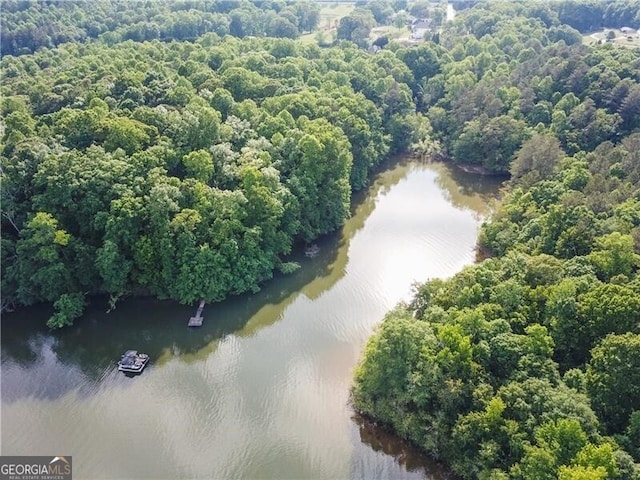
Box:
[583,29,640,48]
[299,3,355,44]
[316,3,355,31]
[370,25,411,42]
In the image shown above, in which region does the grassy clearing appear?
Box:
[316,3,356,30]
[299,3,413,46]
[370,25,411,42]
[299,3,355,45]
[583,29,640,48]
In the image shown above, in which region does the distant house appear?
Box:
[411,19,431,29]
[410,18,431,40]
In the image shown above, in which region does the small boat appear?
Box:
[304,244,320,258]
[118,350,149,373]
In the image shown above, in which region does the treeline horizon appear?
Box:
[3,0,639,59]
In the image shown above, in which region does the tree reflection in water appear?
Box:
[352,412,458,480]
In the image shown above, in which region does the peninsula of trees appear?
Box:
[2,0,432,326]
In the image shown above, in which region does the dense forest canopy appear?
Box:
[1,0,429,326]
[5,0,637,59]
[0,0,323,57]
[1,1,640,476]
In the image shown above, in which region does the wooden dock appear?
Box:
[188,300,205,327]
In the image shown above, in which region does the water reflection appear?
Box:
[352,413,457,480]
[1,156,421,388]
[431,161,505,218]
[2,235,340,366]
[2,157,501,479]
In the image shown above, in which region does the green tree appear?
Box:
[510,135,564,186]
[336,9,375,48]
[574,443,618,479]
[517,419,589,480]
[95,239,131,295]
[451,397,522,477]
[47,292,86,329]
[578,283,640,348]
[182,149,214,183]
[452,115,530,173]
[588,232,639,281]
[557,465,607,480]
[102,117,153,155]
[586,333,640,434]
[624,411,640,461]
[15,212,74,305]
[170,102,221,151]
[288,118,352,241]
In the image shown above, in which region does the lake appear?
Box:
[1,158,502,479]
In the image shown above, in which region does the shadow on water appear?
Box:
[352,413,458,480]
[1,155,503,405]
[1,234,340,397]
[431,161,506,218]
[0,156,424,400]
[1,155,502,479]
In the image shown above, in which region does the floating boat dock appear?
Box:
[188,300,205,327]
